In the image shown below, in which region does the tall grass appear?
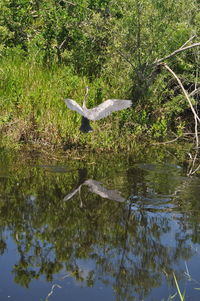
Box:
[0,52,136,150]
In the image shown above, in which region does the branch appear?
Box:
[58,38,67,50]
[113,46,135,68]
[179,35,197,49]
[189,88,200,97]
[154,42,200,65]
[151,135,182,145]
[187,150,200,176]
[162,63,200,123]
[45,284,61,301]
[162,63,200,148]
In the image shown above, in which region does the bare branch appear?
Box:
[162,63,200,121]
[162,63,200,148]
[195,115,199,148]
[154,42,200,65]
[187,151,200,176]
[60,0,94,11]
[189,88,200,97]
[180,35,197,49]
[58,38,67,50]
[45,284,61,301]
[151,135,182,145]
[61,0,76,6]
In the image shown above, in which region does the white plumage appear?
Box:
[64,98,132,121]
[64,87,132,132]
[63,179,125,203]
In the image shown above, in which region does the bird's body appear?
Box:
[79,116,93,133]
[64,87,132,132]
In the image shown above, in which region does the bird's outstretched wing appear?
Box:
[63,187,80,201]
[86,99,132,121]
[64,99,84,116]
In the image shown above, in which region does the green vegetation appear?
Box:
[0,0,200,150]
[173,273,185,301]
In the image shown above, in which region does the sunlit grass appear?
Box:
[164,268,200,301]
[0,54,136,150]
[173,272,185,301]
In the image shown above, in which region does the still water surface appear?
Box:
[0,147,200,301]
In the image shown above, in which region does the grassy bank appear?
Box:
[0,53,142,151]
[0,51,198,151]
[0,50,155,149]
[1,0,199,151]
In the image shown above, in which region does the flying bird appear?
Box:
[64,87,132,132]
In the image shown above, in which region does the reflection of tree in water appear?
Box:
[0,200,194,299]
[0,158,198,300]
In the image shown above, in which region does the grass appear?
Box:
[1,50,194,151]
[165,269,200,301]
[173,272,185,301]
[0,53,138,151]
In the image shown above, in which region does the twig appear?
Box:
[62,0,76,6]
[58,39,67,50]
[190,163,200,175]
[45,284,61,301]
[154,42,200,65]
[181,132,200,136]
[189,88,200,97]
[187,150,200,176]
[180,35,197,49]
[151,135,182,145]
[60,0,95,11]
[113,46,135,68]
[195,115,199,148]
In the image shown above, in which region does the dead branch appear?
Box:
[183,132,200,136]
[58,38,67,50]
[187,150,200,176]
[45,284,61,301]
[162,63,200,123]
[189,88,200,97]
[162,63,200,148]
[151,135,182,145]
[154,42,200,65]
[180,35,197,49]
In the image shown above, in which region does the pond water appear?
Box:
[0,147,200,301]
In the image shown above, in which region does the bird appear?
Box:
[64,87,132,133]
[63,179,126,204]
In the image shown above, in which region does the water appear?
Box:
[0,147,200,301]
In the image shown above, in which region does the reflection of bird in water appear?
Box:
[63,178,125,205]
[83,180,125,202]
[64,87,132,133]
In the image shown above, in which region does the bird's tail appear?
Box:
[79,117,93,133]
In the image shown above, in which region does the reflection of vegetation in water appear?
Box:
[0,147,199,299]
